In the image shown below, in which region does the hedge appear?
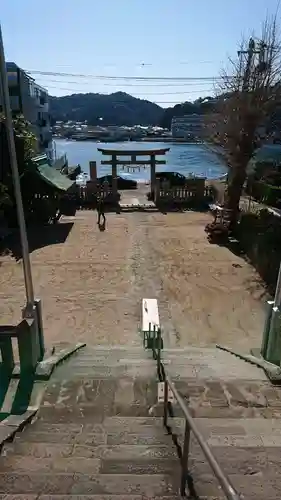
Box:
[247,180,281,207]
[237,209,281,292]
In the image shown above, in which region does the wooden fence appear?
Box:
[154,178,212,205]
[75,183,117,208]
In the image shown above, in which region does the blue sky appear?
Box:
[1,0,280,106]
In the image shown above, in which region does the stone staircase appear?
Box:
[0,344,281,498]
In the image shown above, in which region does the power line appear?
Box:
[35,77,215,88]
[43,84,214,96]
[25,69,221,82]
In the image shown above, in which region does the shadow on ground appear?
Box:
[0,222,74,261]
[207,233,269,299]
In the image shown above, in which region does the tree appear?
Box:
[0,114,37,224]
[0,113,37,183]
[208,15,281,223]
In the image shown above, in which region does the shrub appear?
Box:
[237,209,281,292]
[247,180,281,207]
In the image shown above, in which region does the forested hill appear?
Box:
[49,92,163,126]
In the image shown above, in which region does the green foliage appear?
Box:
[12,114,37,162]
[49,92,163,126]
[0,183,12,209]
[0,113,37,181]
[238,209,281,292]
[248,180,281,207]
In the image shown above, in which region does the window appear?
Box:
[7,72,18,86]
[29,81,35,97]
[9,86,19,96]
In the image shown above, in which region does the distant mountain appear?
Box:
[49,92,163,126]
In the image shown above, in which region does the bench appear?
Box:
[142,298,163,351]
[0,318,39,374]
[142,298,160,334]
[205,204,235,241]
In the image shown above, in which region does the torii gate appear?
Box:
[97,147,170,200]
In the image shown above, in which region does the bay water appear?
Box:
[55,139,226,181]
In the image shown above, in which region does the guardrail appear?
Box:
[145,322,241,499]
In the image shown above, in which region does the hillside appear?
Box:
[159,97,218,129]
[49,92,163,126]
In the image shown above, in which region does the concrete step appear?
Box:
[3,497,182,500]
[102,416,185,432]
[0,496,182,500]
[15,427,172,447]
[3,443,178,460]
[0,473,178,496]
[162,349,267,381]
[41,378,158,410]
[5,470,276,498]
[74,346,147,355]
[64,358,158,366]
[100,459,179,475]
[4,438,281,483]
[0,454,179,475]
[37,403,158,421]
[52,365,157,379]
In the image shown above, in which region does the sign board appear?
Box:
[158,382,175,403]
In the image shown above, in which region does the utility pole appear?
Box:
[238,37,267,92]
[0,23,44,360]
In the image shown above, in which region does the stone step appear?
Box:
[3,443,178,460]
[103,416,185,432]
[0,455,101,474]
[41,379,157,409]
[5,470,273,498]
[52,366,157,379]
[100,459,180,475]
[0,497,182,500]
[4,438,281,478]
[37,404,160,422]
[79,346,146,352]
[3,496,182,500]
[0,454,179,476]
[15,430,172,447]
[76,351,151,359]
[63,359,157,366]
[0,473,178,496]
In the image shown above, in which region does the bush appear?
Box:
[0,183,12,209]
[237,209,281,292]
[247,180,281,207]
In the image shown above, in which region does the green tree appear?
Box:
[0,114,37,221]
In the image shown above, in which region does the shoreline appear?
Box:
[55,136,204,145]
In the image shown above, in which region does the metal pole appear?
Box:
[0,23,35,315]
[273,261,281,308]
[180,421,191,496]
[265,261,281,364]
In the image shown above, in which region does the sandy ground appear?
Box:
[0,201,266,350]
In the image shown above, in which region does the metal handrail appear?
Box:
[145,325,241,498]
[164,374,241,499]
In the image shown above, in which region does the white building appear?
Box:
[171,114,203,139]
